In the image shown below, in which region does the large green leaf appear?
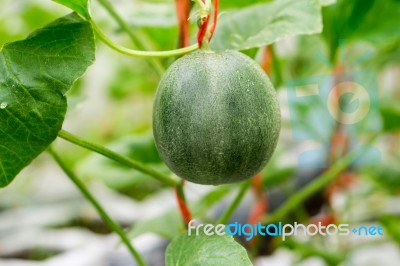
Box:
[166,231,252,266]
[220,0,335,9]
[211,0,323,51]
[52,0,90,19]
[0,13,95,187]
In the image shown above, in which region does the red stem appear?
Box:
[246,174,268,247]
[174,182,192,226]
[208,0,219,41]
[260,46,273,74]
[197,0,219,47]
[197,14,210,47]
[247,174,268,225]
[174,0,191,48]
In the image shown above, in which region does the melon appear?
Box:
[153,50,280,185]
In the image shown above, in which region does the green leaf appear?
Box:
[323,0,400,60]
[166,231,252,266]
[322,0,376,56]
[52,0,90,20]
[0,13,95,187]
[211,0,323,51]
[354,0,400,45]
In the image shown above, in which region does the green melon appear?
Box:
[153,50,280,185]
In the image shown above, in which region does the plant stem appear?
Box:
[218,180,251,224]
[89,18,198,58]
[264,161,349,224]
[208,0,218,40]
[247,174,268,225]
[175,181,193,225]
[48,148,148,266]
[57,130,180,186]
[96,0,165,76]
[175,0,192,48]
[197,13,210,48]
[269,45,283,87]
[263,134,379,224]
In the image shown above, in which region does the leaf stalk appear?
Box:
[57,130,180,186]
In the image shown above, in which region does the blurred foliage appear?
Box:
[365,161,400,193]
[129,185,232,239]
[380,214,400,245]
[322,0,400,61]
[77,133,168,200]
[380,101,400,132]
[0,0,65,45]
[283,239,347,266]
[0,247,61,261]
